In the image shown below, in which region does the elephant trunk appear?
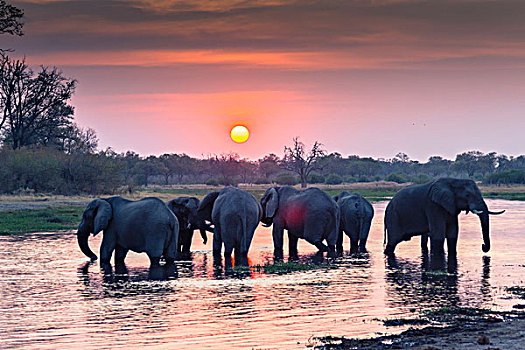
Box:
[478,202,490,253]
[77,228,98,261]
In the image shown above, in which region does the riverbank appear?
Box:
[0,182,524,234]
[312,307,525,349]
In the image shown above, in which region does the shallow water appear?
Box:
[0,199,524,349]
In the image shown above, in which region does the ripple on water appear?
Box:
[0,199,524,349]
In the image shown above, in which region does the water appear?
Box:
[0,199,524,349]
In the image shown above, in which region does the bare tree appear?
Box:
[0,54,77,149]
[281,137,325,188]
[0,0,23,36]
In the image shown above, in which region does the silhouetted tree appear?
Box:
[281,137,325,188]
[0,55,77,149]
[257,153,280,179]
[0,1,23,37]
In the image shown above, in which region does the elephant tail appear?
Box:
[383,226,387,246]
[166,213,179,259]
[241,204,249,254]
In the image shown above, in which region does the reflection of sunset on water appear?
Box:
[0,200,520,349]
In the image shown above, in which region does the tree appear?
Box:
[0,55,77,149]
[257,153,280,179]
[281,137,325,188]
[453,151,496,177]
[0,1,23,36]
[59,124,98,154]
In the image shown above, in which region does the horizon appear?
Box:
[4,0,525,162]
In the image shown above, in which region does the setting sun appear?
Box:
[230,125,250,143]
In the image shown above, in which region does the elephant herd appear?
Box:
[77,178,504,272]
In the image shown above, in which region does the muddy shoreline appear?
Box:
[313,308,525,349]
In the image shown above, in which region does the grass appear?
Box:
[252,261,337,274]
[0,205,84,235]
[312,306,525,349]
[1,182,525,235]
[506,286,525,299]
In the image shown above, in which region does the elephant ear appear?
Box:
[168,199,188,216]
[264,187,279,218]
[198,192,220,221]
[93,199,112,236]
[430,180,456,215]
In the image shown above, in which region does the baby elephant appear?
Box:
[167,196,210,255]
[77,196,179,267]
[197,187,262,268]
[333,191,374,255]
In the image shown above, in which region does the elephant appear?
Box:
[167,197,210,255]
[260,186,339,260]
[197,187,262,268]
[333,191,374,255]
[77,196,179,267]
[383,178,504,271]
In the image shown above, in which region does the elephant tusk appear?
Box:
[261,223,272,228]
[488,209,505,215]
[471,209,484,215]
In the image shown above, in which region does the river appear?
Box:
[0,199,523,349]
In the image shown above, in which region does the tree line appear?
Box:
[1,1,524,195]
[2,144,525,195]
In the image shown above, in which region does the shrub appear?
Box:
[253,177,271,184]
[344,176,357,183]
[358,175,372,183]
[275,173,299,185]
[308,172,325,184]
[385,172,409,184]
[205,178,220,186]
[485,169,525,184]
[411,174,432,184]
[325,174,343,185]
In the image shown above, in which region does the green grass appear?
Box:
[483,192,525,201]
[324,188,398,202]
[0,205,84,235]
[137,187,212,196]
[252,261,337,274]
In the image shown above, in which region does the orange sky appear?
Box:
[5,0,525,160]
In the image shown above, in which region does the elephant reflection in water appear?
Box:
[78,260,178,287]
[385,254,495,311]
[385,255,460,310]
[211,284,256,318]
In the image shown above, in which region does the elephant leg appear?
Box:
[430,238,445,256]
[358,218,372,253]
[234,241,242,266]
[272,227,285,261]
[327,244,336,259]
[212,229,222,265]
[446,220,459,273]
[349,235,359,255]
[336,229,344,256]
[288,233,299,261]
[148,256,161,267]
[224,243,234,270]
[421,232,429,254]
[383,223,402,256]
[429,220,446,256]
[429,226,446,271]
[100,232,116,267]
[311,240,329,253]
[181,229,194,254]
[114,245,128,266]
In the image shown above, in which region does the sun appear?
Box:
[230,125,250,143]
